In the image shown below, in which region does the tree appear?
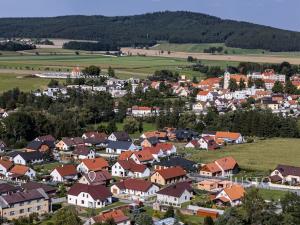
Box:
[204,216,214,225]
[108,66,115,77]
[228,78,238,92]
[134,213,153,225]
[138,120,143,133]
[247,77,254,88]
[164,206,175,218]
[272,81,284,93]
[107,120,117,134]
[284,80,297,94]
[254,78,265,89]
[52,206,81,225]
[239,78,246,90]
[82,65,101,77]
[48,79,59,87]
[123,117,139,134]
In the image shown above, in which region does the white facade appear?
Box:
[111,162,150,178]
[50,169,78,182]
[111,184,159,201]
[156,190,193,208]
[68,192,112,209]
[13,155,43,165]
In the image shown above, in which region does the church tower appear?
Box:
[224,71,231,89]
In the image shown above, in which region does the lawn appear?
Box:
[0,73,50,93]
[179,138,300,175]
[257,189,287,201]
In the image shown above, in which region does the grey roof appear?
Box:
[154,157,197,172]
[111,131,131,141]
[107,141,133,150]
[9,151,44,162]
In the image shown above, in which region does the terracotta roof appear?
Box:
[155,167,186,180]
[83,132,107,140]
[81,158,109,171]
[143,146,161,154]
[157,182,192,197]
[115,178,155,192]
[142,131,167,139]
[53,164,77,177]
[132,106,152,111]
[201,162,222,174]
[215,131,241,141]
[119,151,134,160]
[222,185,245,201]
[230,74,247,82]
[0,159,13,170]
[133,150,154,162]
[118,160,147,173]
[156,143,174,152]
[215,157,238,171]
[199,78,221,86]
[93,210,129,224]
[10,165,30,175]
[68,183,111,201]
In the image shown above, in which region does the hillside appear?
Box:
[1,11,300,51]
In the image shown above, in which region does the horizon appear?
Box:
[0,0,299,32]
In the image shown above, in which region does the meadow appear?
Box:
[180,138,300,176]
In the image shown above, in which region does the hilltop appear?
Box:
[1,11,300,51]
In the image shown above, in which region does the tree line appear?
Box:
[0,41,36,51]
[1,11,300,51]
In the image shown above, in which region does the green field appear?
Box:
[0,73,50,92]
[180,138,300,175]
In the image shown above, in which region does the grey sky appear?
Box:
[0,0,299,31]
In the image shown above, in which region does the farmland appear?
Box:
[180,138,300,176]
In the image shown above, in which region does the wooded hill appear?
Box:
[1,11,300,51]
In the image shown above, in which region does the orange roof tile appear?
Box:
[10,165,30,175]
[156,167,186,180]
[215,131,241,140]
[94,210,129,224]
[54,164,77,177]
[81,158,109,171]
[0,159,13,170]
[223,185,245,201]
[133,150,154,162]
[215,157,238,171]
[118,151,134,160]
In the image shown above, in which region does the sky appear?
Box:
[1,0,300,31]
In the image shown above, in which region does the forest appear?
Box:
[1,11,300,51]
[0,41,36,51]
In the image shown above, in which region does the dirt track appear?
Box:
[121,48,300,65]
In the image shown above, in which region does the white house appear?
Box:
[270,165,300,185]
[106,141,137,155]
[73,146,95,160]
[111,178,159,201]
[131,106,159,117]
[10,152,44,165]
[196,91,214,102]
[214,185,245,206]
[50,164,78,182]
[76,158,109,173]
[112,160,150,178]
[108,132,131,142]
[68,183,112,208]
[156,182,193,208]
[9,165,36,180]
[0,159,13,175]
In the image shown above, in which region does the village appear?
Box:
[0,62,300,224]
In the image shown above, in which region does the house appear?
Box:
[175,129,198,141]
[0,188,49,220]
[155,142,177,155]
[140,131,168,141]
[130,150,156,164]
[214,184,245,206]
[198,136,218,150]
[77,158,109,173]
[88,209,130,225]
[106,141,137,154]
[50,164,78,182]
[112,160,150,178]
[141,137,159,148]
[108,132,131,142]
[68,183,112,208]
[21,181,57,196]
[199,157,239,177]
[153,157,197,173]
[150,167,187,186]
[25,140,54,153]
[196,91,214,102]
[156,182,193,208]
[131,106,160,117]
[73,146,95,160]
[9,165,36,180]
[34,135,56,143]
[79,170,112,186]
[215,131,244,144]
[185,140,200,149]
[111,178,159,201]
[9,151,44,165]
[56,138,76,151]
[197,179,233,191]
[0,159,13,175]
[270,164,300,185]
[82,132,108,147]
[142,146,164,160]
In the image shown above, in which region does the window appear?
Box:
[37,206,41,210]
[20,209,24,214]
[81,200,84,204]
[10,211,15,216]
[28,208,31,212]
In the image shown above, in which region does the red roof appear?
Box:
[115,178,155,192]
[10,165,30,175]
[118,160,147,173]
[68,183,111,201]
[157,182,192,197]
[119,151,134,160]
[81,158,109,171]
[53,164,77,177]
[156,142,174,152]
[94,210,129,224]
[0,159,13,170]
[215,157,238,171]
[133,150,154,162]
[155,167,186,180]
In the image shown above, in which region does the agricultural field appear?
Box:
[180,138,300,176]
[0,73,50,93]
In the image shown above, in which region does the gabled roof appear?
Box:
[115,178,155,192]
[107,141,134,150]
[274,164,300,177]
[133,150,154,162]
[9,151,44,162]
[143,146,162,155]
[215,132,241,141]
[118,160,147,173]
[222,185,245,201]
[201,162,222,173]
[215,157,238,171]
[53,164,77,177]
[26,140,55,151]
[0,159,13,170]
[157,182,192,197]
[93,210,129,224]
[111,131,131,141]
[68,183,111,201]
[81,158,109,171]
[155,167,186,180]
[119,151,134,160]
[10,165,31,175]
[81,170,112,184]
[0,183,21,194]
[73,146,93,156]
[83,132,107,140]
[22,181,56,194]
[156,142,175,152]
[154,157,197,172]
